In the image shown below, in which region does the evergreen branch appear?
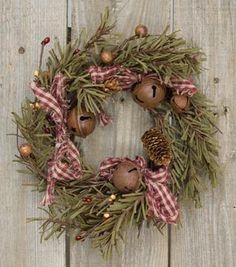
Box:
[35,177,160,259]
[12,101,55,180]
[153,92,219,207]
[83,7,115,50]
[114,27,204,82]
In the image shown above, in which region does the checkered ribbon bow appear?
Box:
[99,156,179,224]
[88,65,144,90]
[31,73,82,206]
[88,65,197,96]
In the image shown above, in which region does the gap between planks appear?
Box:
[66,1,72,267]
[168,1,175,267]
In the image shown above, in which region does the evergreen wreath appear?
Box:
[13,9,220,259]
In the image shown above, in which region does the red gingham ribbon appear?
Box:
[31,73,82,206]
[170,78,197,96]
[88,65,143,90]
[88,65,120,83]
[98,111,112,127]
[88,65,197,96]
[99,156,179,224]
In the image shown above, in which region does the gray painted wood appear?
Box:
[0,1,67,266]
[1,1,235,266]
[171,1,236,267]
[70,0,171,266]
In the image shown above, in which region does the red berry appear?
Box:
[41,37,50,45]
[44,127,50,134]
[86,197,92,203]
[75,235,82,241]
[82,196,92,203]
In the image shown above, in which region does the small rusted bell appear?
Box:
[100,51,114,64]
[135,24,148,37]
[67,107,96,138]
[19,143,32,157]
[112,162,141,193]
[170,94,190,113]
[132,77,166,109]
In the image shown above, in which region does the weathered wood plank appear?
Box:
[70,1,171,266]
[171,1,236,266]
[0,1,67,266]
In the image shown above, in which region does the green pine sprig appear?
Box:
[114,26,204,83]
[152,92,220,207]
[33,174,162,259]
[12,101,55,186]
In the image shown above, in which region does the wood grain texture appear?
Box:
[171,1,236,267]
[0,1,67,266]
[70,0,171,266]
[2,1,235,267]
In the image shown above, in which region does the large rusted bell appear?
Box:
[132,77,166,109]
[112,162,141,193]
[67,107,96,138]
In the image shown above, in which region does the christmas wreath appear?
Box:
[13,9,220,259]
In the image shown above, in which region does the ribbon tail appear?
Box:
[41,179,56,206]
[99,112,112,127]
[146,182,179,224]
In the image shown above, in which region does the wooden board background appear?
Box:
[0,0,235,266]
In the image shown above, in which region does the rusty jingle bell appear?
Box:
[112,162,141,193]
[132,77,166,109]
[67,107,96,138]
[170,94,190,113]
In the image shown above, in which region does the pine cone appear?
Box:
[141,128,171,166]
[104,78,120,92]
